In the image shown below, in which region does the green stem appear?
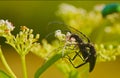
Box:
[21,55,27,78]
[0,48,17,78]
[68,71,79,78]
[34,53,62,78]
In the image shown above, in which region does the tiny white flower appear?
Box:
[0,19,15,31]
[55,30,62,37]
[0,20,5,25]
[55,30,65,41]
[5,20,15,31]
[66,32,71,41]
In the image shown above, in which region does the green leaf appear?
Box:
[34,53,62,78]
[69,71,79,78]
[0,70,10,78]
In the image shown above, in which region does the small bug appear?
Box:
[46,22,97,72]
[65,27,97,72]
[102,3,120,17]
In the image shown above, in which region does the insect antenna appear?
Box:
[47,21,90,43]
[68,26,90,43]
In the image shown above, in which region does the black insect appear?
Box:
[46,22,96,72]
[66,27,96,72]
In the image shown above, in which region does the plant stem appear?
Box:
[0,48,17,78]
[21,55,27,78]
[34,53,62,78]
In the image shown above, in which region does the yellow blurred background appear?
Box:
[0,1,120,78]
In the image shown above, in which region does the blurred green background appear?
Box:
[0,1,120,78]
[0,1,120,40]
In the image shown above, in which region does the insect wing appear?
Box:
[68,26,90,43]
[45,21,70,42]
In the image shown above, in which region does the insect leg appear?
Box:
[66,51,78,61]
[66,51,84,61]
[66,51,86,68]
[68,26,91,43]
[67,53,79,68]
[67,53,87,68]
[76,51,85,61]
[74,62,87,68]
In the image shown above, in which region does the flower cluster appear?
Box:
[96,44,120,62]
[56,3,102,35]
[0,19,41,78]
[56,3,120,62]
[0,20,14,36]
[6,26,40,55]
